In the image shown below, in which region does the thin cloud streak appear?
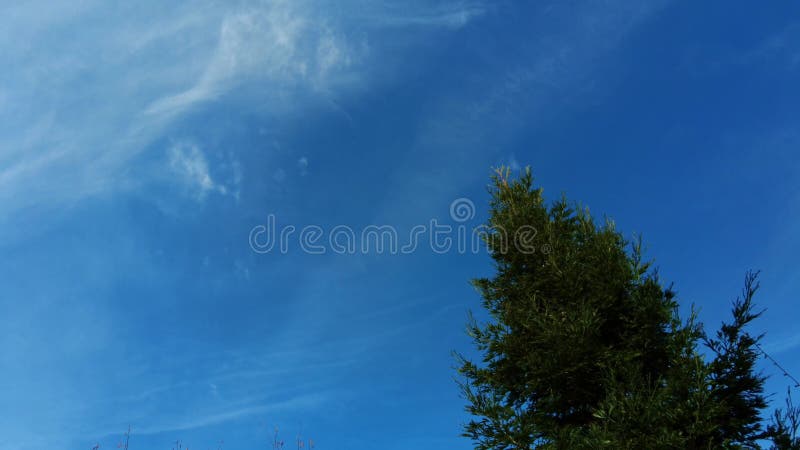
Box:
[127,393,329,436]
[763,333,800,355]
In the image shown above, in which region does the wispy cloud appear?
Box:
[678,20,800,77]
[297,156,309,176]
[764,334,800,355]
[369,0,671,224]
[364,2,486,29]
[145,3,358,117]
[0,0,485,231]
[131,393,328,436]
[168,142,228,200]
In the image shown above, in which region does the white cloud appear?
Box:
[507,154,521,172]
[297,156,309,176]
[763,333,800,355]
[358,1,486,29]
[0,0,485,229]
[114,393,328,437]
[168,143,231,200]
[145,3,358,117]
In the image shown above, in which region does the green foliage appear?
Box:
[457,167,794,449]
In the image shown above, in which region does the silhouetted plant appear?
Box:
[769,389,800,450]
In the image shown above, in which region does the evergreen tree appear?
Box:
[457,167,792,449]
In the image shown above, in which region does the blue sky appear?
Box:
[1,1,799,449]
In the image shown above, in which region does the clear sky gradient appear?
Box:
[1,1,799,449]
